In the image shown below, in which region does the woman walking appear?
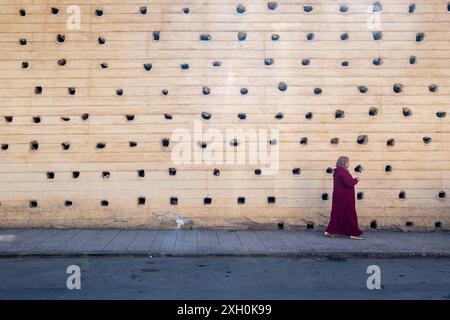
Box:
[325,156,364,240]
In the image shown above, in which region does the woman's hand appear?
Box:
[355,177,359,182]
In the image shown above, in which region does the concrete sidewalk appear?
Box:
[0,229,449,258]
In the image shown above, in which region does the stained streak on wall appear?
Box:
[0,0,449,230]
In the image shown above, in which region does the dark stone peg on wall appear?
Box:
[153,31,160,41]
[51,7,59,14]
[57,34,65,43]
[22,61,29,68]
[95,9,103,16]
[267,2,278,10]
[143,63,152,71]
[306,33,315,40]
[200,34,211,41]
[236,4,246,14]
[416,33,424,42]
[139,6,147,15]
[264,58,274,65]
[373,57,383,66]
[278,82,287,91]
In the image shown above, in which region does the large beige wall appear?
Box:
[0,0,449,230]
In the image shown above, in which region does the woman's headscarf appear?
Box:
[335,156,349,169]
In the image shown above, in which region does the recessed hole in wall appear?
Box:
[409,4,416,13]
[139,6,147,15]
[143,63,152,71]
[230,139,240,147]
[126,114,135,121]
[264,58,274,66]
[102,171,110,179]
[47,171,55,179]
[68,87,76,95]
[51,7,59,14]
[212,61,221,67]
[164,113,173,120]
[1,144,8,151]
[237,4,246,14]
[405,221,413,227]
[416,33,424,42]
[373,1,382,12]
[387,138,395,147]
[314,87,322,95]
[58,58,67,67]
[278,82,287,91]
[435,221,442,228]
[436,111,446,118]
[271,34,280,41]
[373,57,383,66]
[100,62,108,69]
[373,31,382,40]
[116,89,123,96]
[292,168,301,175]
[335,110,345,118]
[5,116,13,122]
[399,190,406,199]
[213,168,220,176]
[268,2,278,10]
[402,107,412,117]
[22,61,29,69]
[275,112,283,120]
[170,197,178,205]
[129,141,137,147]
[393,83,403,93]
[340,33,349,41]
[202,87,210,95]
[306,33,315,41]
[358,86,368,93]
[183,7,190,14]
[138,197,146,205]
[57,34,65,43]
[438,191,446,199]
[153,31,160,41]
[428,84,438,92]
[19,38,28,46]
[237,32,247,41]
[33,116,41,124]
[201,112,211,120]
[138,169,145,177]
[305,112,313,120]
[180,63,189,70]
[169,168,177,176]
[369,107,378,116]
[423,136,432,144]
[199,141,207,149]
[204,197,212,205]
[322,193,329,201]
[341,61,349,67]
[101,200,109,207]
[161,138,170,148]
[200,34,211,41]
[30,140,39,150]
[65,200,73,207]
[162,89,169,95]
[385,165,392,172]
[238,113,247,120]
[29,200,38,208]
[307,223,314,230]
[326,167,334,174]
[35,86,42,94]
[72,171,80,179]
[300,137,308,145]
[81,113,89,121]
[61,117,70,122]
[237,197,246,204]
[370,220,378,229]
[240,88,248,95]
[267,196,276,204]
[301,58,310,66]
[304,5,313,12]
[255,168,262,175]
[409,55,417,64]
[448,2,450,12]
[357,192,364,200]
[357,135,368,145]
[96,142,106,149]
[354,165,363,173]
[95,9,103,16]
[277,222,284,230]
[330,137,340,145]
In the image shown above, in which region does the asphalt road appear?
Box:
[0,256,449,299]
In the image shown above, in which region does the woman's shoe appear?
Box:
[350,235,364,240]
[324,231,335,237]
